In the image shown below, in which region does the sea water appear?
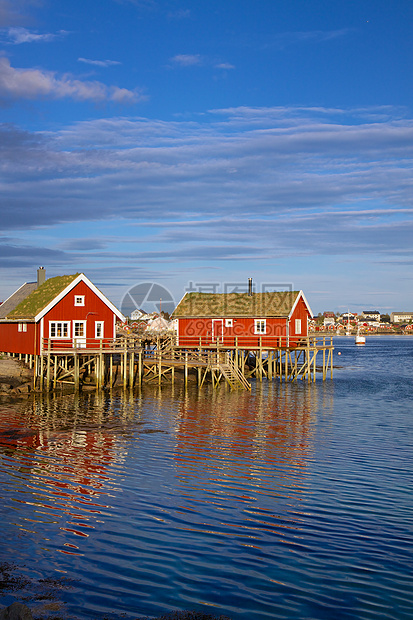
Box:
[0,336,412,619]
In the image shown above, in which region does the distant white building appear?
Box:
[131,309,144,320]
[360,310,381,322]
[390,311,413,323]
[323,312,335,327]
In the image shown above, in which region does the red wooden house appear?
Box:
[173,289,313,348]
[0,268,125,355]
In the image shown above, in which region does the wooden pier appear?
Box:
[7,335,334,392]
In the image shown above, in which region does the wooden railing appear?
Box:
[175,335,334,349]
[41,335,333,354]
[41,337,139,352]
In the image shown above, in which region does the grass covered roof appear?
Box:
[173,291,302,318]
[9,274,80,319]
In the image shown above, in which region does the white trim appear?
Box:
[288,290,314,319]
[49,321,70,339]
[34,273,126,322]
[74,294,85,306]
[95,321,104,339]
[254,318,266,334]
[73,320,87,347]
[40,317,44,353]
[212,318,223,341]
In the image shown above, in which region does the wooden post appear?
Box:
[312,340,317,382]
[74,351,79,392]
[330,337,334,379]
[130,350,135,388]
[322,337,326,380]
[53,354,57,389]
[33,355,38,391]
[184,351,188,388]
[123,343,128,388]
[138,349,142,386]
[46,339,51,391]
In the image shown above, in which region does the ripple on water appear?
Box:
[0,338,413,619]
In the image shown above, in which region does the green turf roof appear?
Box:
[9,274,80,319]
[173,291,301,318]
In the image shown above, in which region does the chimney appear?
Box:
[37,267,46,288]
[248,277,253,296]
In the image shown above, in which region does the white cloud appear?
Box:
[267,28,352,50]
[2,105,413,298]
[78,57,121,67]
[6,26,65,43]
[170,54,203,67]
[0,56,145,102]
[215,62,235,70]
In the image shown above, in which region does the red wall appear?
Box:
[178,316,289,348]
[0,322,37,355]
[177,296,310,348]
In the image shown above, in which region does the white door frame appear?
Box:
[73,320,87,348]
[212,319,223,342]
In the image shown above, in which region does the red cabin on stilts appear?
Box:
[173,289,313,348]
[0,268,125,356]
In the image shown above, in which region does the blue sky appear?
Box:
[1,0,413,315]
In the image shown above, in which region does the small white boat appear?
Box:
[355,329,366,345]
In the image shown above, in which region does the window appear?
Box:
[18,323,27,332]
[95,321,104,338]
[254,319,266,334]
[50,321,70,338]
[74,322,85,337]
[74,295,85,306]
[295,319,302,334]
[225,319,233,327]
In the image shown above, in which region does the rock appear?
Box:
[0,602,33,620]
[0,383,13,392]
[13,383,31,394]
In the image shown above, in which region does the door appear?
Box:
[73,320,87,348]
[212,319,223,343]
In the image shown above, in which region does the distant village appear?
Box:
[118,307,413,337]
[120,308,177,336]
[310,310,413,334]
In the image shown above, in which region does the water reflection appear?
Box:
[169,382,333,550]
[0,392,134,555]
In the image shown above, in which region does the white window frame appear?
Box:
[73,321,86,338]
[95,321,104,339]
[49,321,70,339]
[18,322,27,332]
[295,319,302,334]
[254,319,266,334]
[74,295,85,306]
[225,319,233,327]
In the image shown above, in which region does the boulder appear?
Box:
[0,602,33,620]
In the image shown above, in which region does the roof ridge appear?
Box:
[8,273,80,319]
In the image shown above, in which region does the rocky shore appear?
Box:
[0,602,230,620]
[0,357,33,395]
